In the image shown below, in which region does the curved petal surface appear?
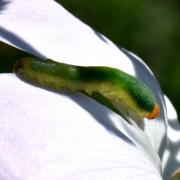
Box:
[0,0,134,74]
[0,0,167,152]
[162,96,180,179]
[0,73,162,180]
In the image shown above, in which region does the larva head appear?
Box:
[146,103,160,119]
[119,73,160,119]
[130,84,160,119]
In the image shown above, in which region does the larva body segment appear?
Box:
[13,57,160,119]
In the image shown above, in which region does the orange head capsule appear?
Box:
[146,104,160,119]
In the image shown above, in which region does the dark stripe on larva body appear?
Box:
[13,57,157,118]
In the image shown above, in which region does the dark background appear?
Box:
[0,0,179,118]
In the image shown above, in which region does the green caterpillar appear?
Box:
[13,57,160,119]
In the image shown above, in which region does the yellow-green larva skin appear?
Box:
[13,57,156,118]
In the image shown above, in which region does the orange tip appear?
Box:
[146,104,160,119]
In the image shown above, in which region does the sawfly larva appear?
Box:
[13,57,160,119]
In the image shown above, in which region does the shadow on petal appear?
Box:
[67,91,135,145]
[0,0,10,13]
[162,96,180,179]
[0,27,45,58]
[0,27,45,72]
[163,140,180,179]
[119,47,167,153]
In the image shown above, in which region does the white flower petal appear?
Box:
[162,96,180,179]
[0,0,134,74]
[0,0,167,152]
[121,51,167,152]
[0,73,162,179]
[2,1,179,178]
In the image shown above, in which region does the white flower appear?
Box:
[0,0,179,179]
